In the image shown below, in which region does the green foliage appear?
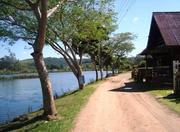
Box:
[129,56,146,68]
[0,51,19,71]
[0,1,37,45]
[48,0,116,42]
[44,0,117,82]
[0,0,117,77]
[138,60,146,67]
[118,58,132,71]
[84,43,99,63]
[100,45,113,67]
[47,0,117,58]
[107,32,135,57]
[0,51,36,74]
[98,32,135,71]
[82,63,94,71]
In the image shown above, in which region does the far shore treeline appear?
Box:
[0,53,94,74]
[0,52,134,75]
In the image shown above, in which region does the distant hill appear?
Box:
[45,57,67,67]
[22,57,91,65]
[0,56,92,74]
[21,57,92,70]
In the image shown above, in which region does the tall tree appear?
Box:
[106,32,135,73]
[0,50,18,71]
[110,33,135,57]
[84,43,100,81]
[0,0,65,120]
[46,0,116,89]
[100,45,113,77]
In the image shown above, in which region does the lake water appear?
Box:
[0,71,107,123]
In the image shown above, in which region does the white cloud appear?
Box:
[132,17,139,23]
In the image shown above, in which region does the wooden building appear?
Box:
[136,12,180,84]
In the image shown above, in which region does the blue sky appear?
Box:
[0,0,180,60]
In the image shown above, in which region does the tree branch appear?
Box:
[47,38,78,76]
[47,0,77,18]
[47,37,74,62]
[13,36,36,40]
[62,40,78,62]
[47,36,81,75]
[47,27,78,64]
[0,17,37,35]
[47,0,65,18]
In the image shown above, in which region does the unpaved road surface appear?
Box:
[73,73,180,132]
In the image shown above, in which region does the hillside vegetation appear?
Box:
[0,55,93,74]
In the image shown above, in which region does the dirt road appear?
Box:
[73,73,180,132]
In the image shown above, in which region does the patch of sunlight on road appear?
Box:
[123,87,133,90]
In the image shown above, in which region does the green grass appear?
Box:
[149,89,180,114]
[8,81,102,132]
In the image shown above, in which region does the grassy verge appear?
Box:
[2,80,102,132]
[149,89,180,114]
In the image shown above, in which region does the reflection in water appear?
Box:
[0,71,107,123]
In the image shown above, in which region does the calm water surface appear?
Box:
[0,71,107,123]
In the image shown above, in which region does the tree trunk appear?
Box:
[31,0,57,120]
[92,61,98,81]
[112,67,115,75]
[99,66,103,80]
[174,74,180,95]
[77,67,85,90]
[106,66,108,77]
[32,52,58,119]
[95,68,98,81]
[78,77,85,90]
[100,69,103,80]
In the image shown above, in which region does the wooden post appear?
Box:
[173,60,180,95]
[145,55,148,70]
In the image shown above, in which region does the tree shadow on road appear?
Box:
[109,81,180,104]
[109,81,172,93]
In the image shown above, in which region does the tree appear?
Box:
[85,43,99,81]
[100,46,113,77]
[108,32,135,57]
[105,32,135,74]
[0,51,17,71]
[0,0,66,120]
[46,0,116,89]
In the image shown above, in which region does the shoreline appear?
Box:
[0,79,104,131]
[0,70,97,80]
[0,71,114,127]
[0,73,39,80]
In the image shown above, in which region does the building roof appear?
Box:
[140,12,180,55]
[154,12,180,46]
